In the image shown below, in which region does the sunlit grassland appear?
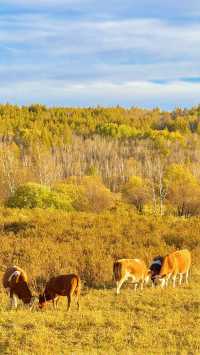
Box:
[0,209,200,354]
[0,272,200,355]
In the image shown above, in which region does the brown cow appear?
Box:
[153,249,191,288]
[2,265,36,309]
[39,274,81,310]
[113,258,150,294]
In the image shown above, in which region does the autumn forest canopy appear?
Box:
[1,103,200,217]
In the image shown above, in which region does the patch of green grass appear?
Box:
[0,275,200,355]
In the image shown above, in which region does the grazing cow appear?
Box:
[39,274,81,310]
[153,249,191,288]
[2,265,36,309]
[113,258,150,294]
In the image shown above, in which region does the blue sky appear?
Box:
[0,0,200,109]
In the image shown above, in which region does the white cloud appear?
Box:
[1,16,200,61]
[0,79,199,109]
[1,13,200,107]
[1,60,200,84]
[1,15,200,86]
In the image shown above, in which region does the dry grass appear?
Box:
[0,208,200,354]
[0,273,200,355]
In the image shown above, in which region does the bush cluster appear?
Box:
[6,177,115,213]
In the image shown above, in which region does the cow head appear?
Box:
[38,294,46,308]
[153,253,176,286]
[38,293,52,308]
[149,256,163,284]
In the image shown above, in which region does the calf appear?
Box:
[153,249,191,288]
[113,258,150,294]
[2,265,36,309]
[39,274,81,310]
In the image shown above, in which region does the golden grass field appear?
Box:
[0,208,200,354]
[0,271,200,355]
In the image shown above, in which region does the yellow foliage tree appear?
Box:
[165,164,200,216]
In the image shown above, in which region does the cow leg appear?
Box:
[160,278,166,288]
[140,280,144,290]
[165,274,171,288]
[11,294,18,309]
[52,298,57,309]
[185,270,189,285]
[145,275,150,287]
[55,297,59,309]
[9,290,17,309]
[76,292,80,310]
[179,273,183,286]
[73,287,80,310]
[172,275,177,288]
[67,294,71,311]
[116,277,126,295]
[131,276,139,291]
[76,296,80,310]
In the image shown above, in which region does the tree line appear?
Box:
[1,104,200,217]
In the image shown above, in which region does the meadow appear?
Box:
[0,208,200,354]
[0,276,200,355]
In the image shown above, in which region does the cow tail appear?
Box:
[113,262,122,281]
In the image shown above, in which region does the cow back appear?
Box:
[45,274,80,297]
[114,259,147,280]
[159,249,191,276]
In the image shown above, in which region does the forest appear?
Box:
[1,104,200,217]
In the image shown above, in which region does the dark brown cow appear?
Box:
[2,265,36,309]
[39,274,81,310]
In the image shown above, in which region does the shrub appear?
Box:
[73,176,115,213]
[122,176,150,212]
[165,164,200,217]
[6,182,73,211]
[53,182,82,204]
